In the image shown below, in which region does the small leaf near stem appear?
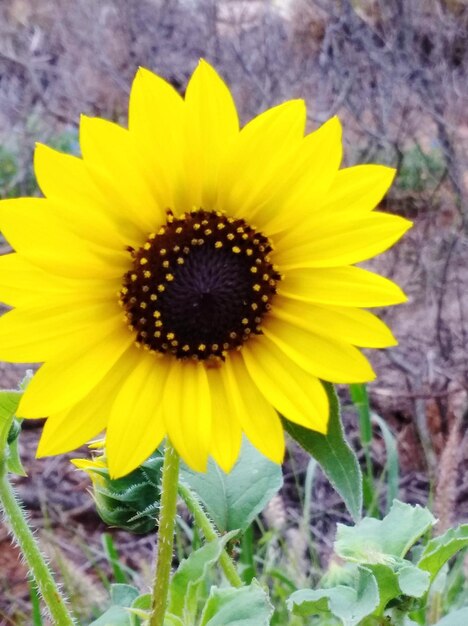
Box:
[149,439,180,626]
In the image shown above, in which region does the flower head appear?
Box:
[0,61,411,477]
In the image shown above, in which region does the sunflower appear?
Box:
[0,61,411,477]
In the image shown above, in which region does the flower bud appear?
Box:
[73,448,164,534]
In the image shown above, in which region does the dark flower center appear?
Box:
[119,209,281,362]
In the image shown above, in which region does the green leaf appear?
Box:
[288,565,379,626]
[110,584,140,607]
[180,439,282,533]
[335,500,435,562]
[282,382,362,522]
[88,605,133,626]
[0,390,22,463]
[418,525,468,582]
[200,580,274,625]
[397,565,430,597]
[168,530,238,619]
[432,608,468,626]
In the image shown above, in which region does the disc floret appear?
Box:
[119,209,281,361]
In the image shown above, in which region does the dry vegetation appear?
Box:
[0,1,468,623]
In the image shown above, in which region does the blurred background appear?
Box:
[0,0,467,623]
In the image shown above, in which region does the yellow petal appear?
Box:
[318,164,396,216]
[0,254,116,307]
[217,100,306,222]
[272,296,397,348]
[274,212,412,269]
[128,66,184,212]
[0,301,120,362]
[242,335,329,433]
[263,116,343,234]
[34,143,135,249]
[163,359,211,472]
[223,352,284,465]
[263,315,376,383]
[79,115,165,231]
[279,266,407,307]
[17,316,133,418]
[0,198,128,279]
[107,352,167,477]
[37,349,139,456]
[184,59,239,209]
[206,366,242,473]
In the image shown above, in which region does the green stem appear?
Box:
[178,482,243,588]
[149,440,180,626]
[0,469,76,625]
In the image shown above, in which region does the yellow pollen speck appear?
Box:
[158,227,165,235]
[143,242,151,250]
[204,228,212,235]
[157,285,165,292]
[183,246,190,254]
[175,226,183,234]
[193,223,201,230]
[150,294,158,301]
[201,219,208,225]
[160,249,167,256]
[191,238,198,245]
[198,344,206,351]
[182,344,190,352]
[269,279,276,286]
[242,233,249,240]
[212,343,219,351]
[121,287,128,294]
[251,303,258,310]
[250,266,258,273]
[227,217,235,223]
[140,302,147,309]
[144,270,152,279]
[217,223,225,230]
[241,318,249,325]
[174,245,181,252]
[153,311,161,318]
[253,284,261,291]
[227,233,234,241]
[261,295,269,302]
[229,331,237,339]
[155,320,163,328]
[162,260,170,268]
[167,332,175,340]
[149,233,156,240]
[198,238,204,245]
[262,273,269,281]
[166,273,174,281]
[246,249,253,256]
[236,226,244,233]
[232,246,241,254]
[177,257,185,265]
[215,241,223,249]
[131,273,137,282]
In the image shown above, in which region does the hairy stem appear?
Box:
[149,440,180,626]
[0,468,76,625]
